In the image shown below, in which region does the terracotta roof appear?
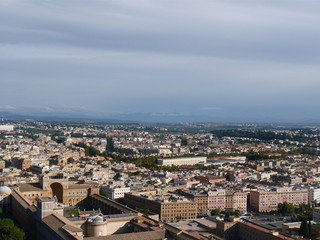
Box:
[18,182,43,192]
[240,221,298,240]
[85,231,165,240]
[42,214,82,240]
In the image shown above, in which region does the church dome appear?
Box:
[0,186,11,195]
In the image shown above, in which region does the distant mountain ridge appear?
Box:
[1,109,320,125]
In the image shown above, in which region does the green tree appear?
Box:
[299,217,309,238]
[143,205,150,216]
[67,157,75,164]
[211,209,221,216]
[278,202,295,215]
[99,188,106,197]
[55,137,66,144]
[308,220,312,239]
[0,218,25,240]
[101,151,109,158]
[234,210,240,217]
[296,203,312,220]
[106,137,114,153]
[85,145,101,157]
[181,138,188,146]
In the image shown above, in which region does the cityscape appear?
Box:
[1,121,320,239]
[2,0,320,240]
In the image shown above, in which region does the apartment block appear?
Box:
[180,190,208,216]
[100,185,130,200]
[208,189,226,211]
[308,187,320,204]
[225,190,247,212]
[124,192,197,222]
[250,187,308,212]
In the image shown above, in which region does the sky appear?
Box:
[1,0,320,122]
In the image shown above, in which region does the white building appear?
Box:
[257,171,277,181]
[314,207,320,223]
[157,157,207,166]
[100,186,130,200]
[309,187,320,204]
[0,125,14,131]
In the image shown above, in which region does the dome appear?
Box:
[0,186,11,195]
[92,216,104,223]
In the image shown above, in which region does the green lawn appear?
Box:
[66,209,80,217]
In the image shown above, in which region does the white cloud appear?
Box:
[200,107,221,111]
[0,105,16,110]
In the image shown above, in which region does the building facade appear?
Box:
[157,157,207,166]
[250,187,308,212]
[16,173,99,206]
[100,185,130,200]
[208,189,226,211]
[308,187,320,205]
[124,192,197,222]
[180,190,208,216]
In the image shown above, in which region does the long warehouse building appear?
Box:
[157,156,207,166]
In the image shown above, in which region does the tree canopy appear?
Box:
[0,218,25,240]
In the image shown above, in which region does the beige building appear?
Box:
[124,192,197,222]
[16,173,99,206]
[180,190,208,216]
[10,189,165,240]
[225,190,247,212]
[216,218,297,240]
[250,187,308,212]
[208,189,226,211]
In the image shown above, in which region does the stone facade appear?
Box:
[17,173,99,206]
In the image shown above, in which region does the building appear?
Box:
[179,188,248,214]
[195,175,225,184]
[0,125,14,131]
[208,189,248,213]
[124,192,197,222]
[0,160,5,168]
[157,157,207,166]
[36,196,64,219]
[250,187,308,212]
[225,190,247,212]
[216,218,298,240]
[100,185,130,200]
[15,173,99,206]
[180,190,208,216]
[164,218,220,240]
[313,207,320,223]
[309,187,320,204]
[12,158,31,170]
[10,189,165,240]
[208,189,226,211]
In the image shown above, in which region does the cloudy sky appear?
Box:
[1,0,320,122]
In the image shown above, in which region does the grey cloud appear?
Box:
[1,0,320,62]
[1,0,320,122]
